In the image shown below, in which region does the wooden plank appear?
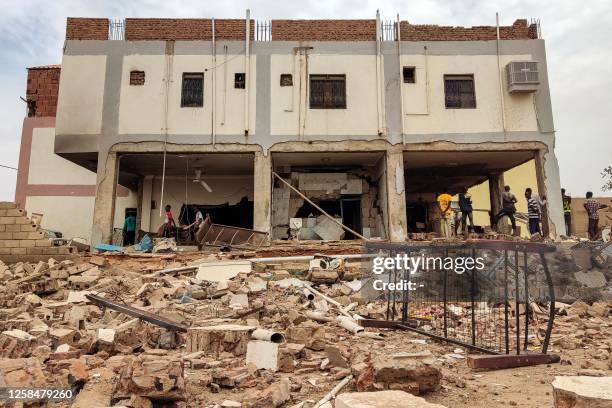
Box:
[467,353,560,369]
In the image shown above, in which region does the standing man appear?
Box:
[123,212,136,245]
[493,186,518,235]
[525,188,547,236]
[562,188,572,236]
[458,189,474,236]
[437,191,453,238]
[584,191,608,240]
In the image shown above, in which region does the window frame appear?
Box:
[403,66,416,83]
[443,74,476,109]
[181,72,204,108]
[309,74,347,109]
[129,70,145,86]
[280,73,293,87]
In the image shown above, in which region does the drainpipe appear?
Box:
[244,9,251,136]
[496,12,507,138]
[221,45,228,126]
[375,10,383,136]
[212,18,216,145]
[396,14,406,144]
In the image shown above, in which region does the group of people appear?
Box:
[435,187,608,240]
[122,204,207,246]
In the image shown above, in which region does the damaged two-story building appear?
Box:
[16,13,564,245]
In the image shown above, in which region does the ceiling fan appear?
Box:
[192,169,213,193]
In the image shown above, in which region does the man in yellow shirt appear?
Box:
[437,192,453,238]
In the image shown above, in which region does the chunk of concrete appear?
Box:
[196,260,252,282]
[246,340,280,371]
[335,391,447,408]
[97,328,116,345]
[313,216,345,241]
[573,270,607,288]
[552,376,612,407]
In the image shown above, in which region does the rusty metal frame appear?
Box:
[196,215,268,248]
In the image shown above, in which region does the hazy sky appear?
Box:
[0,0,610,200]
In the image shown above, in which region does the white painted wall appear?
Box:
[56,55,106,135]
[270,54,379,136]
[147,176,254,232]
[28,127,96,184]
[118,54,257,136]
[401,54,538,134]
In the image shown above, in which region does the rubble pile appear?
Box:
[0,240,609,407]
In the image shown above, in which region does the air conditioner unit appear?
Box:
[506,61,539,93]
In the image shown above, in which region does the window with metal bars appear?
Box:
[181,73,204,107]
[444,75,476,109]
[309,75,346,109]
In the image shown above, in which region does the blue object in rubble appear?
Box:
[135,234,153,252]
[94,243,123,252]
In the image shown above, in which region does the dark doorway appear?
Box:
[407,202,428,232]
[179,197,253,229]
[340,198,362,240]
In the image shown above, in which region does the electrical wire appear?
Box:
[0,164,17,170]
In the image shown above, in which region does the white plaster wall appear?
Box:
[25,196,94,241]
[401,54,538,134]
[118,54,256,136]
[28,127,96,184]
[147,176,254,232]
[270,54,379,136]
[56,55,106,135]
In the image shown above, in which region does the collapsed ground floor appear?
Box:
[83,140,565,246]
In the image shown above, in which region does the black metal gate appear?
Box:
[361,240,557,356]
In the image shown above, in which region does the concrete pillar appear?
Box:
[535,148,563,238]
[385,149,408,242]
[253,152,272,234]
[140,176,154,233]
[91,151,118,246]
[488,172,505,222]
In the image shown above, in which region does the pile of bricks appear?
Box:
[26,66,60,118]
[0,202,76,263]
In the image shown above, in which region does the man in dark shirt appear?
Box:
[458,189,474,236]
[584,191,608,240]
[493,185,518,235]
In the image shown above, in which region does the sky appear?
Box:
[0,0,611,200]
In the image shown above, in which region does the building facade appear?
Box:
[17,15,565,245]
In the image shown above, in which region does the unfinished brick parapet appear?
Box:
[272,20,376,41]
[66,17,109,40]
[124,18,254,41]
[26,66,60,118]
[399,19,538,41]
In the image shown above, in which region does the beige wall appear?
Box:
[118,54,257,136]
[56,55,106,135]
[270,54,379,136]
[401,54,537,134]
[28,127,96,184]
[146,176,254,232]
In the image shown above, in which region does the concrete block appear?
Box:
[35,239,52,247]
[42,247,60,255]
[552,376,612,407]
[28,231,47,240]
[0,248,10,255]
[3,240,20,248]
[196,261,251,282]
[185,324,255,356]
[246,340,280,371]
[0,202,17,209]
[15,217,33,225]
[0,233,12,240]
[11,247,27,255]
[0,217,16,224]
[12,232,27,240]
[6,209,26,217]
[19,240,36,248]
[20,224,38,232]
[0,210,5,217]
[313,216,345,241]
[5,225,20,232]
[97,328,115,345]
[26,247,44,255]
[336,391,447,408]
[0,225,5,232]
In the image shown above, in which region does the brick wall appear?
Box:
[399,19,538,41]
[0,202,76,263]
[66,17,109,40]
[26,66,61,118]
[272,20,376,41]
[124,18,254,41]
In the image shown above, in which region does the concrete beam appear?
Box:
[91,151,118,245]
[535,148,563,238]
[141,176,154,233]
[385,149,408,242]
[253,152,272,234]
[488,172,505,220]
